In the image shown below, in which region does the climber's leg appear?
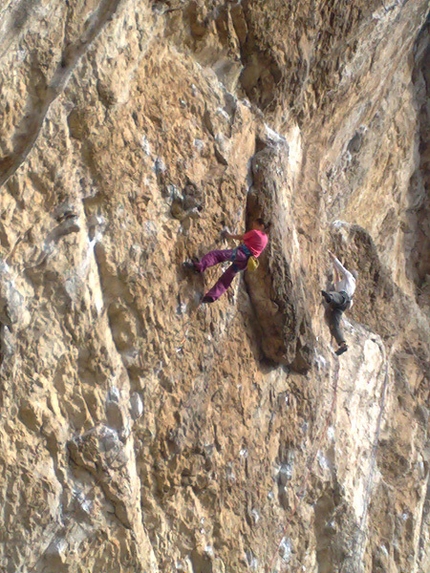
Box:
[202,250,248,303]
[184,249,235,273]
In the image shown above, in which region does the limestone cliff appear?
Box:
[1,1,430,572]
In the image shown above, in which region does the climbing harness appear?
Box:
[338,290,352,310]
[230,244,259,272]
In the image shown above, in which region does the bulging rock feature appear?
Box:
[245,144,315,371]
[0,261,30,328]
[129,391,144,421]
[67,425,133,528]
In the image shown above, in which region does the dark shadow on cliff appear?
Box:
[406,17,430,307]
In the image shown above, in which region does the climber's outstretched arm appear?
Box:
[223,231,245,241]
[328,250,354,282]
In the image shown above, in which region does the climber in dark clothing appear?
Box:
[321,250,357,356]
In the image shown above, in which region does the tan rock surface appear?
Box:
[1,1,430,572]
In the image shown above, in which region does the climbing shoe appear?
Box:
[321,290,332,303]
[183,260,200,273]
[335,344,348,356]
[201,295,214,304]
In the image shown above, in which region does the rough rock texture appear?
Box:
[1,1,430,572]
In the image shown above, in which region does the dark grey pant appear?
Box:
[326,291,351,345]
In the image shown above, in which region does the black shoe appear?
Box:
[335,344,348,356]
[183,260,199,273]
[321,290,332,303]
[201,295,214,304]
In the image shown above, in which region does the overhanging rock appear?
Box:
[245,142,315,372]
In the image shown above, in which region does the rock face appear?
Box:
[1,2,430,572]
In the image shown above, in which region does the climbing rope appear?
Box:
[339,356,390,573]
[266,357,340,573]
